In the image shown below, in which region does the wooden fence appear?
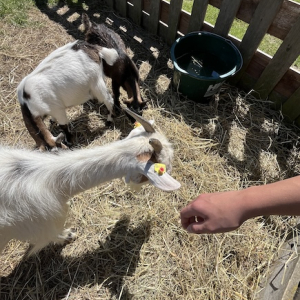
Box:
[104,0,300,125]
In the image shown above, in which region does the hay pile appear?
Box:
[1,1,300,299]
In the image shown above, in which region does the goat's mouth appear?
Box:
[139,175,149,184]
[128,174,149,185]
[126,175,149,192]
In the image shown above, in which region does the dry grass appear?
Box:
[1,1,300,299]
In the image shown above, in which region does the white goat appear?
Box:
[0,109,180,255]
[17,40,118,151]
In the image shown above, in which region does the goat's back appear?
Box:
[0,147,69,250]
[17,41,106,113]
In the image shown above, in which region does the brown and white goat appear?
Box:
[0,109,180,255]
[17,40,118,150]
[82,13,147,116]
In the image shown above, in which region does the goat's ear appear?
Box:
[139,161,181,192]
[82,13,92,31]
[149,138,162,154]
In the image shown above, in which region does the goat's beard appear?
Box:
[126,180,147,192]
[124,174,148,192]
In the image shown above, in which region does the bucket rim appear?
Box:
[170,31,243,80]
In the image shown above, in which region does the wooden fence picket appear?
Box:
[106,0,300,124]
[187,0,209,33]
[231,0,284,84]
[253,14,300,99]
[213,0,242,37]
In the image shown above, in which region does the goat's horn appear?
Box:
[149,138,162,154]
[124,107,155,133]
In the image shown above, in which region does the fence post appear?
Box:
[188,0,209,33]
[214,0,242,37]
[166,0,184,45]
[253,15,300,99]
[115,0,127,17]
[104,0,114,9]
[231,0,284,85]
[131,0,142,25]
[149,0,161,35]
[282,87,300,122]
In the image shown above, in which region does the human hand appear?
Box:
[180,190,247,234]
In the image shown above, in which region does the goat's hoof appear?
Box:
[55,132,65,144]
[105,120,114,127]
[66,228,77,241]
[38,145,47,152]
[60,143,69,150]
[63,139,73,149]
[60,228,77,243]
[49,119,56,126]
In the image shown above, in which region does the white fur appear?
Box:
[0,123,180,255]
[17,41,118,125]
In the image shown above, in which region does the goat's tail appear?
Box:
[99,47,118,66]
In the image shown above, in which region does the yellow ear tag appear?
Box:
[134,122,141,128]
[154,163,166,176]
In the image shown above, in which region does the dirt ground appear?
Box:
[1,1,300,299]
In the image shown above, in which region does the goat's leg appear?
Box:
[27,128,48,152]
[24,122,48,151]
[92,78,115,126]
[56,228,77,244]
[58,124,73,148]
[23,228,77,257]
[20,103,48,151]
[34,117,65,151]
[51,110,73,147]
[112,81,121,116]
[53,207,76,245]
[25,207,74,257]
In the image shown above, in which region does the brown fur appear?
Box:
[20,103,48,151]
[71,40,102,63]
[82,13,147,116]
[20,103,66,151]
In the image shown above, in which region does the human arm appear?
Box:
[180,175,300,234]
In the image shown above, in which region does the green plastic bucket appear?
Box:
[170,32,243,103]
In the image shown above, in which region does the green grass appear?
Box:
[0,0,83,26]
[0,0,34,26]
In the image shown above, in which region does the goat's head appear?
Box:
[123,108,180,192]
[120,58,147,114]
[82,13,147,116]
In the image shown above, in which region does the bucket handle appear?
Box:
[222,39,243,77]
[173,61,189,75]
[219,66,237,78]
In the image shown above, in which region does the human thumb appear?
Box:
[186,222,206,234]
